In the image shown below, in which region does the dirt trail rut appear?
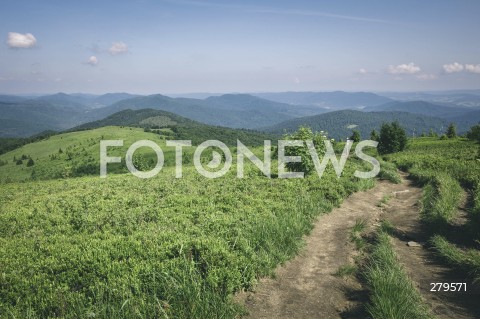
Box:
[236,180,399,319]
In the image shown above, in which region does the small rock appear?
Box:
[407,241,421,247]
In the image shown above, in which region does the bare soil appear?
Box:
[236,174,480,318]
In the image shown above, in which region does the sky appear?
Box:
[1,0,480,94]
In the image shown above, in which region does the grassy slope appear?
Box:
[0,155,375,318]
[0,126,196,183]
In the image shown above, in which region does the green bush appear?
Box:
[466,124,480,143]
[26,158,35,167]
[446,123,457,139]
[378,122,407,155]
[282,126,327,175]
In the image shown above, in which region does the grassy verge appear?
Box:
[470,183,480,240]
[430,235,480,283]
[421,173,462,228]
[364,230,433,319]
[377,160,401,184]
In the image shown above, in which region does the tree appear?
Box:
[466,124,480,143]
[378,121,408,155]
[429,128,438,137]
[370,129,379,141]
[350,130,361,143]
[446,123,457,138]
[26,158,35,167]
[16,159,23,165]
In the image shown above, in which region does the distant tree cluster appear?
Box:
[378,121,408,155]
[12,154,35,166]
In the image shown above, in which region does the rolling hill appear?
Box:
[0,100,88,137]
[363,100,473,119]
[263,110,448,139]
[71,108,276,145]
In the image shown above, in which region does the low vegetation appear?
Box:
[0,126,375,318]
[364,230,433,319]
[421,173,462,228]
[430,235,480,283]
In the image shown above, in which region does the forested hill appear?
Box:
[263,110,448,140]
[71,108,276,146]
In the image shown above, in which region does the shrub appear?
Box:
[466,124,480,143]
[15,159,23,165]
[378,121,407,155]
[282,126,327,175]
[26,158,35,167]
[350,130,361,143]
[370,129,379,141]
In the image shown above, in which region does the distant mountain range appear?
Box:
[254,91,393,109]
[0,91,479,138]
[88,93,326,129]
[34,92,141,109]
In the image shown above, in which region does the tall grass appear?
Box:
[421,173,462,228]
[470,183,480,240]
[430,235,480,283]
[364,231,433,319]
[377,160,401,184]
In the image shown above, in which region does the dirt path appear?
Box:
[383,173,480,319]
[236,180,399,319]
[237,173,480,319]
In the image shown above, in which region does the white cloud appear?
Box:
[86,56,98,66]
[387,62,421,75]
[108,42,128,55]
[358,68,368,75]
[416,73,437,80]
[465,64,480,74]
[7,32,37,48]
[442,62,464,73]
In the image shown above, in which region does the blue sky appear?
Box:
[1,0,480,94]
